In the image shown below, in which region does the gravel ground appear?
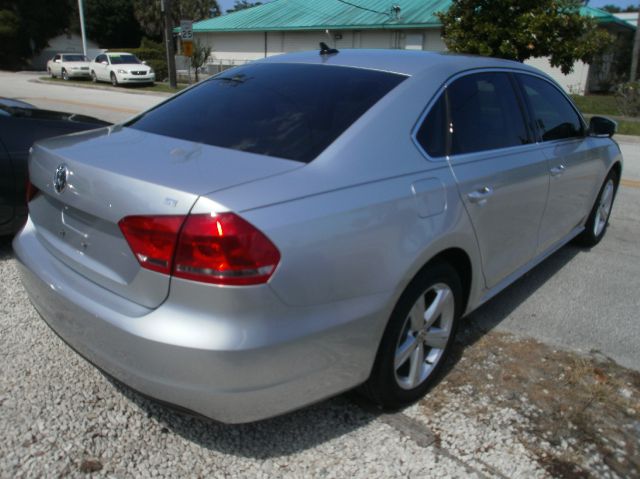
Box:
[2,235,638,478]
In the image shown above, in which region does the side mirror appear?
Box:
[55,59,61,63]
[142,60,147,65]
[101,61,108,65]
[589,116,616,138]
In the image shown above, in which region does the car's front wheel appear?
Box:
[61,68,69,81]
[48,68,55,78]
[110,72,118,87]
[575,169,619,247]
[362,260,462,408]
[91,71,97,83]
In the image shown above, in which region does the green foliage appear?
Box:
[226,1,262,14]
[132,0,220,38]
[118,38,168,81]
[437,0,613,75]
[615,81,640,117]
[0,0,71,68]
[190,39,211,82]
[68,0,143,48]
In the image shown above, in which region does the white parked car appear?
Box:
[46,53,91,80]
[89,52,155,86]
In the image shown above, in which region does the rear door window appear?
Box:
[416,94,447,158]
[127,63,406,163]
[447,72,530,155]
[517,74,584,142]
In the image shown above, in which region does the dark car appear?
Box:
[0,99,110,235]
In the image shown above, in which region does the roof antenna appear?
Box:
[319,42,339,55]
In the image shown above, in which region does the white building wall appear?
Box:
[524,56,590,94]
[196,27,587,93]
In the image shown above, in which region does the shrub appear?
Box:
[615,81,640,118]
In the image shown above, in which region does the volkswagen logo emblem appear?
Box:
[53,164,68,193]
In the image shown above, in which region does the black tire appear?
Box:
[110,72,118,87]
[61,68,69,81]
[575,169,619,247]
[91,71,97,83]
[361,260,463,409]
[48,68,55,79]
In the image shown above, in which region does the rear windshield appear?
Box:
[127,63,406,163]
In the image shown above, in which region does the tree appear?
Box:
[226,1,262,14]
[68,0,143,48]
[132,0,220,38]
[437,0,612,74]
[600,4,621,13]
[190,39,211,82]
[0,0,71,68]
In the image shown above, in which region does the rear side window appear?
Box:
[416,94,447,158]
[517,74,583,141]
[128,63,406,163]
[447,73,529,155]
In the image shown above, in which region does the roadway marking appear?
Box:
[621,179,640,189]
[19,97,140,114]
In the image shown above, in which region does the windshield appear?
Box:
[62,54,88,62]
[109,54,141,65]
[127,63,406,163]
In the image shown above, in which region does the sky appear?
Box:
[215,0,638,15]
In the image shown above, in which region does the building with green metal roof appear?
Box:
[182,0,634,93]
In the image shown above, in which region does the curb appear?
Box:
[30,78,175,98]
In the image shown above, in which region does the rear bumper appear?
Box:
[13,219,389,423]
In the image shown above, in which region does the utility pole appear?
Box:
[161,0,177,88]
[631,3,640,81]
[77,0,87,57]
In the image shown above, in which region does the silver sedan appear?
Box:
[14,49,622,423]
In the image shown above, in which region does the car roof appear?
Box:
[258,49,542,78]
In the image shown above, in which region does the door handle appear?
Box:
[467,186,494,204]
[550,165,566,177]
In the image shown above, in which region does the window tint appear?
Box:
[127,63,406,163]
[416,94,447,157]
[63,54,88,62]
[109,54,141,65]
[448,73,529,155]
[95,54,105,63]
[517,74,583,142]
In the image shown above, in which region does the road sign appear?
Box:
[180,20,193,41]
[182,41,193,57]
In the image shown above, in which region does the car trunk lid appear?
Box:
[27,126,301,308]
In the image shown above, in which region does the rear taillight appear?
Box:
[118,215,184,274]
[173,213,280,286]
[26,178,39,203]
[118,213,280,286]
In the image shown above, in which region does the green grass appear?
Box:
[572,94,640,136]
[570,94,620,117]
[40,76,187,93]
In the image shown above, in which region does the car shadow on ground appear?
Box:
[0,236,14,260]
[105,243,584,459]
[442,243,582,378]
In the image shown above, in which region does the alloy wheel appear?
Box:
[594,179,614,237]
[394,283,455,390]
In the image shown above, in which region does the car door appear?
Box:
[52,54,62,75]
[95,54,108,80]
[515,74,604,254]
[438,71,549,289]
